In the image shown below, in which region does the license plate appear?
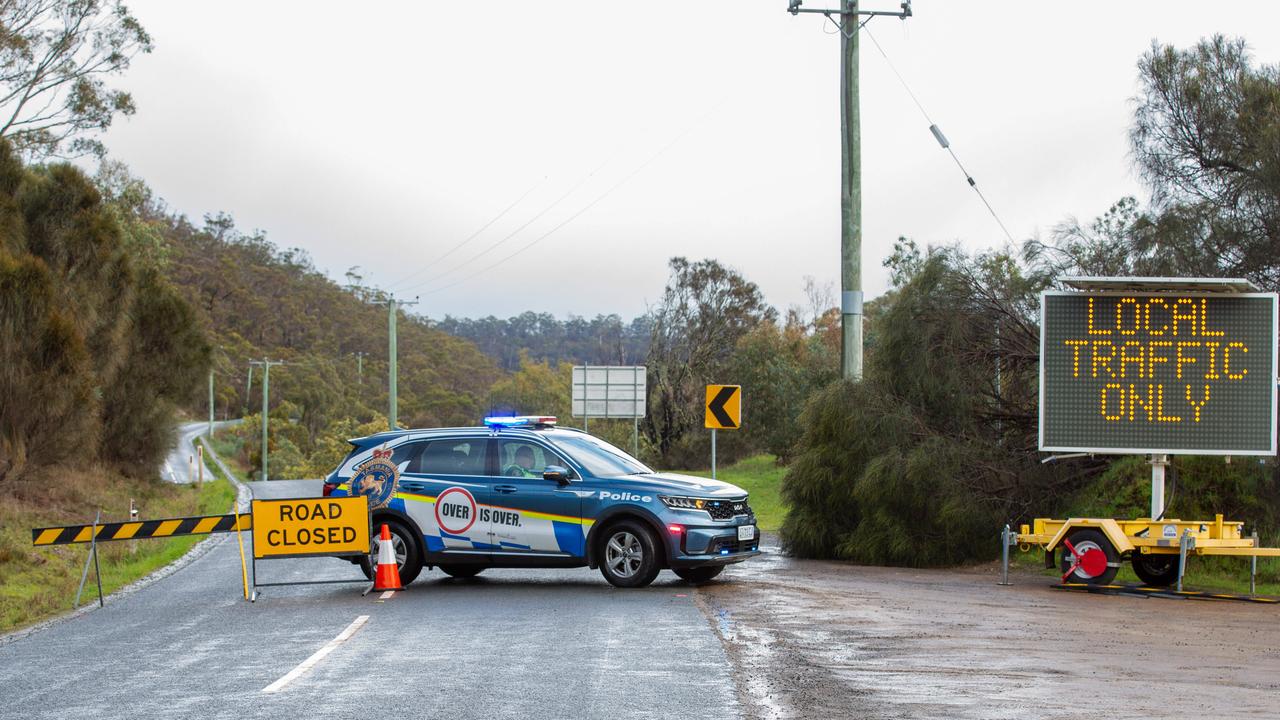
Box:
[737,524,755,541]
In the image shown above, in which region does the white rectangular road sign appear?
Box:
[572,365,646,419]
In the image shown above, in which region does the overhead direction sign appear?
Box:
[251,496,370,559]
[705,385,742,430]
[1040,290,1278,455]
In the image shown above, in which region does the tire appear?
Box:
[1131,552,1179,587]
[674,566,724,585]
[360,518,423,585]
[439,565,484,579]
[597,520,662,588]
[1058,528,1119,585]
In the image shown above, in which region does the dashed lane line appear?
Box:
[262,615,369,693]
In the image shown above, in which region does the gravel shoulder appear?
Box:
[699,538,1280,719]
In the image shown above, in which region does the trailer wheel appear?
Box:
[1058,529,1119,585]
[1131,552,1179,587]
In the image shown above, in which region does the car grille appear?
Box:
[706,499,752,521]
[710,537,758,554]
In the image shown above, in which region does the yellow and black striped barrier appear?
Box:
[32,513,252,546]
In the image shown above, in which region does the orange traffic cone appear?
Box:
[373,523,403,591]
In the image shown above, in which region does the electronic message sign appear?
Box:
[1040,291,1277,455]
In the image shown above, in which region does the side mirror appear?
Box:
[543,465,572,484]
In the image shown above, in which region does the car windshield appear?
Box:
[548,434,652,478]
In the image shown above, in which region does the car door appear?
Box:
[490,438,586,558]
[397,436,492,559]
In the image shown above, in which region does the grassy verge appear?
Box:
[0,465,236,634]
[677,454,787,533]
[207,429,252,482]
[1009,544,1280,596]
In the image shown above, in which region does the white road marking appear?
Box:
[379,591,395,600]
[262,615,369,693]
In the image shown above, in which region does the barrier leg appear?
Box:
[235,513,250,601]
[1177,530,1191,593]
[1250,531,1258,596]
[998,525,1012,586]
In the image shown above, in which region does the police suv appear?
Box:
[323,416,759,588]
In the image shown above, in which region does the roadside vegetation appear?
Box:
[0,466,235,633]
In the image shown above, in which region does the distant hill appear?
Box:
[435,312,650,372]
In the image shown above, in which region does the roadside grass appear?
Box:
[0,465,235,634]
[207,430,253,482]
[676,454,787,533]
[1009,545,1280,596]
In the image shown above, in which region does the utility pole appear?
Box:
[787,0,912,381]
[208,370,215,437]
[249,359,285,480]
[367,294,418,431]
[353,351,366,385]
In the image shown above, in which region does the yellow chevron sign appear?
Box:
[32,513,251,546]
[705,384,741,430]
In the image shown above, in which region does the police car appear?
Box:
[322,416,759,588]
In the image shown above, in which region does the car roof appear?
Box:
[350,424,585,446]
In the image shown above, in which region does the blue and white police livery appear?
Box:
[323,416,760,588]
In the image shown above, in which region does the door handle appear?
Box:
[494,485,518,494]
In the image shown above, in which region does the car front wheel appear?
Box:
[360,518,423,585]
[598,520,661,588]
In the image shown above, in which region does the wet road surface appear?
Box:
[0,480,737,720]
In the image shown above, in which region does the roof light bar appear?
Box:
[483,416,558,429]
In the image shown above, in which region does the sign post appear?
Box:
[705,385,742,480]
[571,365,647,457]
[1040,278,1278,515]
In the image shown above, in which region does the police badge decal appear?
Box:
[350,447,399,509]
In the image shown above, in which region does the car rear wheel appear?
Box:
[674,566,724,585]
[360,518,423,585]
[1131,552,1179,587]
[598,520,661,588]
[439,565,484,579]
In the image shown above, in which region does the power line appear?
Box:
[399,160,610,295]
[417,117,701,298]
[862,24,1016,244]
[386,178,545,290]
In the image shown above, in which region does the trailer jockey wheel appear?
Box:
[1059,529,1120,585]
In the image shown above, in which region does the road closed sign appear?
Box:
[251,496,370,559]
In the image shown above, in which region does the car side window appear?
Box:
[495,440,568,478]
[389,441,425,473]
[412,439,486,476]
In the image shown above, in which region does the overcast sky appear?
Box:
[99,1,1280,321]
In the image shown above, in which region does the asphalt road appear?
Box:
[0,480,738,720]
[162,420,235,484]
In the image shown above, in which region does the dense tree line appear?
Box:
[0,141,207,482]
[435,312,650,372]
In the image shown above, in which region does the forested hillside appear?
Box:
[436,313,650,371]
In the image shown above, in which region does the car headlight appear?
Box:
[660,496,709,510]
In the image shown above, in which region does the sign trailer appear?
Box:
[1006,277,1280,592]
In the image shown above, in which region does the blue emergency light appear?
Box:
[483,416,558,429]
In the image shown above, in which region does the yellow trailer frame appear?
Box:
[1017,515,1280,558]
[1002,514,1280,593]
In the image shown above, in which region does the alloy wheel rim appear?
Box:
[606,531,642,578]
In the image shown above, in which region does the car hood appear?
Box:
[625,472,747,498]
